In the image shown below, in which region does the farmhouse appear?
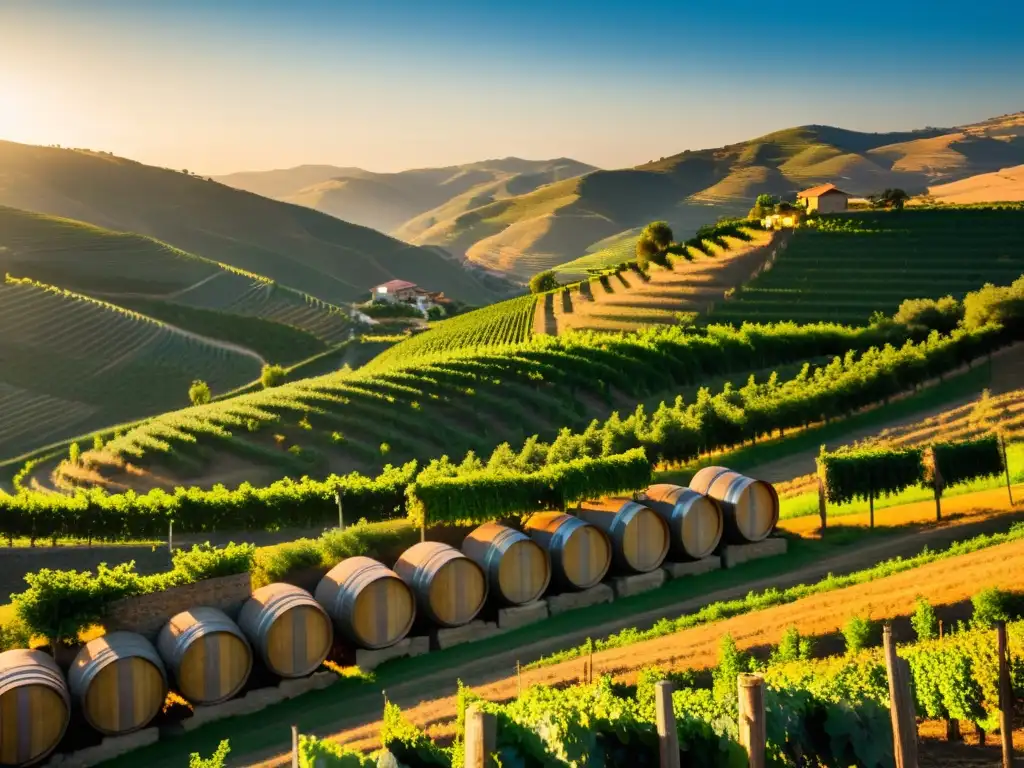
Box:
[797,183,852,213]
[372,279,420,303]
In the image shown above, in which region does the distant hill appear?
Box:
[404,113,1024,282]
[0,141,514,304]
[214,157,599,239]
[926,164,1024,203]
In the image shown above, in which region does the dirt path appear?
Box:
[237,493,1024,767]
[329,535,1024,754]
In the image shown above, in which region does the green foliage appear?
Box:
[380,701,450,767]
[770,625,812,665]
[962,276,1024,336]
[260,363,287,389]
[870,188,910,210]
[911,596,938,641]
[713,633,750,705]
[971,587,1010,629]
[189,740,231,768]
[0,616,31,652]
[188,379,212,405]
[893,296,963,335]
[361,301,423,319]
[10,542,255,645]
[68,442,81,466]
[298,735,375,767]
[406,448,652,526]
[818,446,925,505]
[426,305,445,321]
[930,435,1003,490]
[529,270,559,294]
[842,615,875,655]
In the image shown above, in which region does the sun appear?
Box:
[0,78,32,140]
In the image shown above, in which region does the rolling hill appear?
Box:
[926,164,1024,203]
[0,275,262,458]
[403,113,1024,282]
[0,140,514,304]
[214,157,598,242]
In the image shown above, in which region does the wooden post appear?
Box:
[655,681,680,768]
[738,674,766,768]
[464,704,497,768]
[335,489,345,530]
[291,724,299,768]
[883,625,919,768]
[1001,433,1013,506]
[516,660,522,699]
[817,476,827,532]
[589,643,595,683]
[934,489,942,522]
[938,620,943,639]
[997,621,1013,768]
[869,492,875,529]
[168,520,173,557]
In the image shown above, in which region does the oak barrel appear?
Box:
[523,512,611,590]
[0,649,71,767]
[462,522,551,605]
[315,557,415,649]
[688,466,779,543]
[238,583,333,678]
[577,498,670,573]
[394,542,487,628]
[641,484,724,560]
[67,632,167,737]
[156,608,252,705]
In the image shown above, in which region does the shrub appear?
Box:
[261,364,287,389]
[68,442,81,466]
[188,379,211,405]
[712,633,750,704]
[962,276,1024,336]
[252,538,324,588]
[529,270,559,294]
[92,434,104,451]
[0,616,31,652]
[894,296,963,335]
[911,596,938,641]
[190,740,230,768]
[843,614,875,654]
[971,587,1010,629]
[770,625,812,664]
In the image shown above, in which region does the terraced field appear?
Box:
[540,229,778,334]
[0,278,262,458]
[710,206,1024,325]
[551,229,641,282]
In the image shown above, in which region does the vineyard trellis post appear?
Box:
[738,674,766,768]
[335,489,345,530]
[291,724,299,768]
[655,681,680,768]
[1000,433,1013,506]
[817,476,827,532]
[883,624,918,768]
[464,704,498,768]
[997,621,1013,768]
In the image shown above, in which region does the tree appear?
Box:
[68,442,81,466]
[893,296,963,334]
[749,193,779,219]
[260,364,287,389]
[911,596,938,640]
[635,236,659,268]
[188,380,211,406]
[871,188,910,210]
[641,221,674,251]
[529,270,559,294]
[426,305,445,321]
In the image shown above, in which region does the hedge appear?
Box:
[930,436,1004,489]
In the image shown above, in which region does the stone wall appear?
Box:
[104,572,253,639]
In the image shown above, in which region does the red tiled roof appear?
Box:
[797,183,850,199]
[376,279,417,291]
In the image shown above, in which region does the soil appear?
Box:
[236,496,1024,767]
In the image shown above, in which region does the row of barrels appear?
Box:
[0,468,776,766]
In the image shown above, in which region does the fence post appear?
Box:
[335,489,345,530]
[869,492,875,529]
[738,674,766,768]
[168,520,173,558]
[655,681,680,768]
[464,704,497,768]
[997,621,1013,768]
[883,624,918,768]
[291,724,299,768]
[817,476,827,532]
[1001,433,1013,505]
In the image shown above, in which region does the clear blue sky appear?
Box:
[2,0,1022,174]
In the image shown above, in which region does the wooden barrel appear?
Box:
[238,584,333,678]
[641,484,724,560]
[688,466,779,543]
[67,632,166,737]
[156,608,252,705]
[315,557,416,649]
[524,512,611,590]
[0,649,71,767]
[577,498,670,573]
[393,542,487,628]
[462,522,551,605]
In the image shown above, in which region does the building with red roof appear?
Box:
[796,183,851,213]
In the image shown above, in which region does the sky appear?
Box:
[2,0,1023,175]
